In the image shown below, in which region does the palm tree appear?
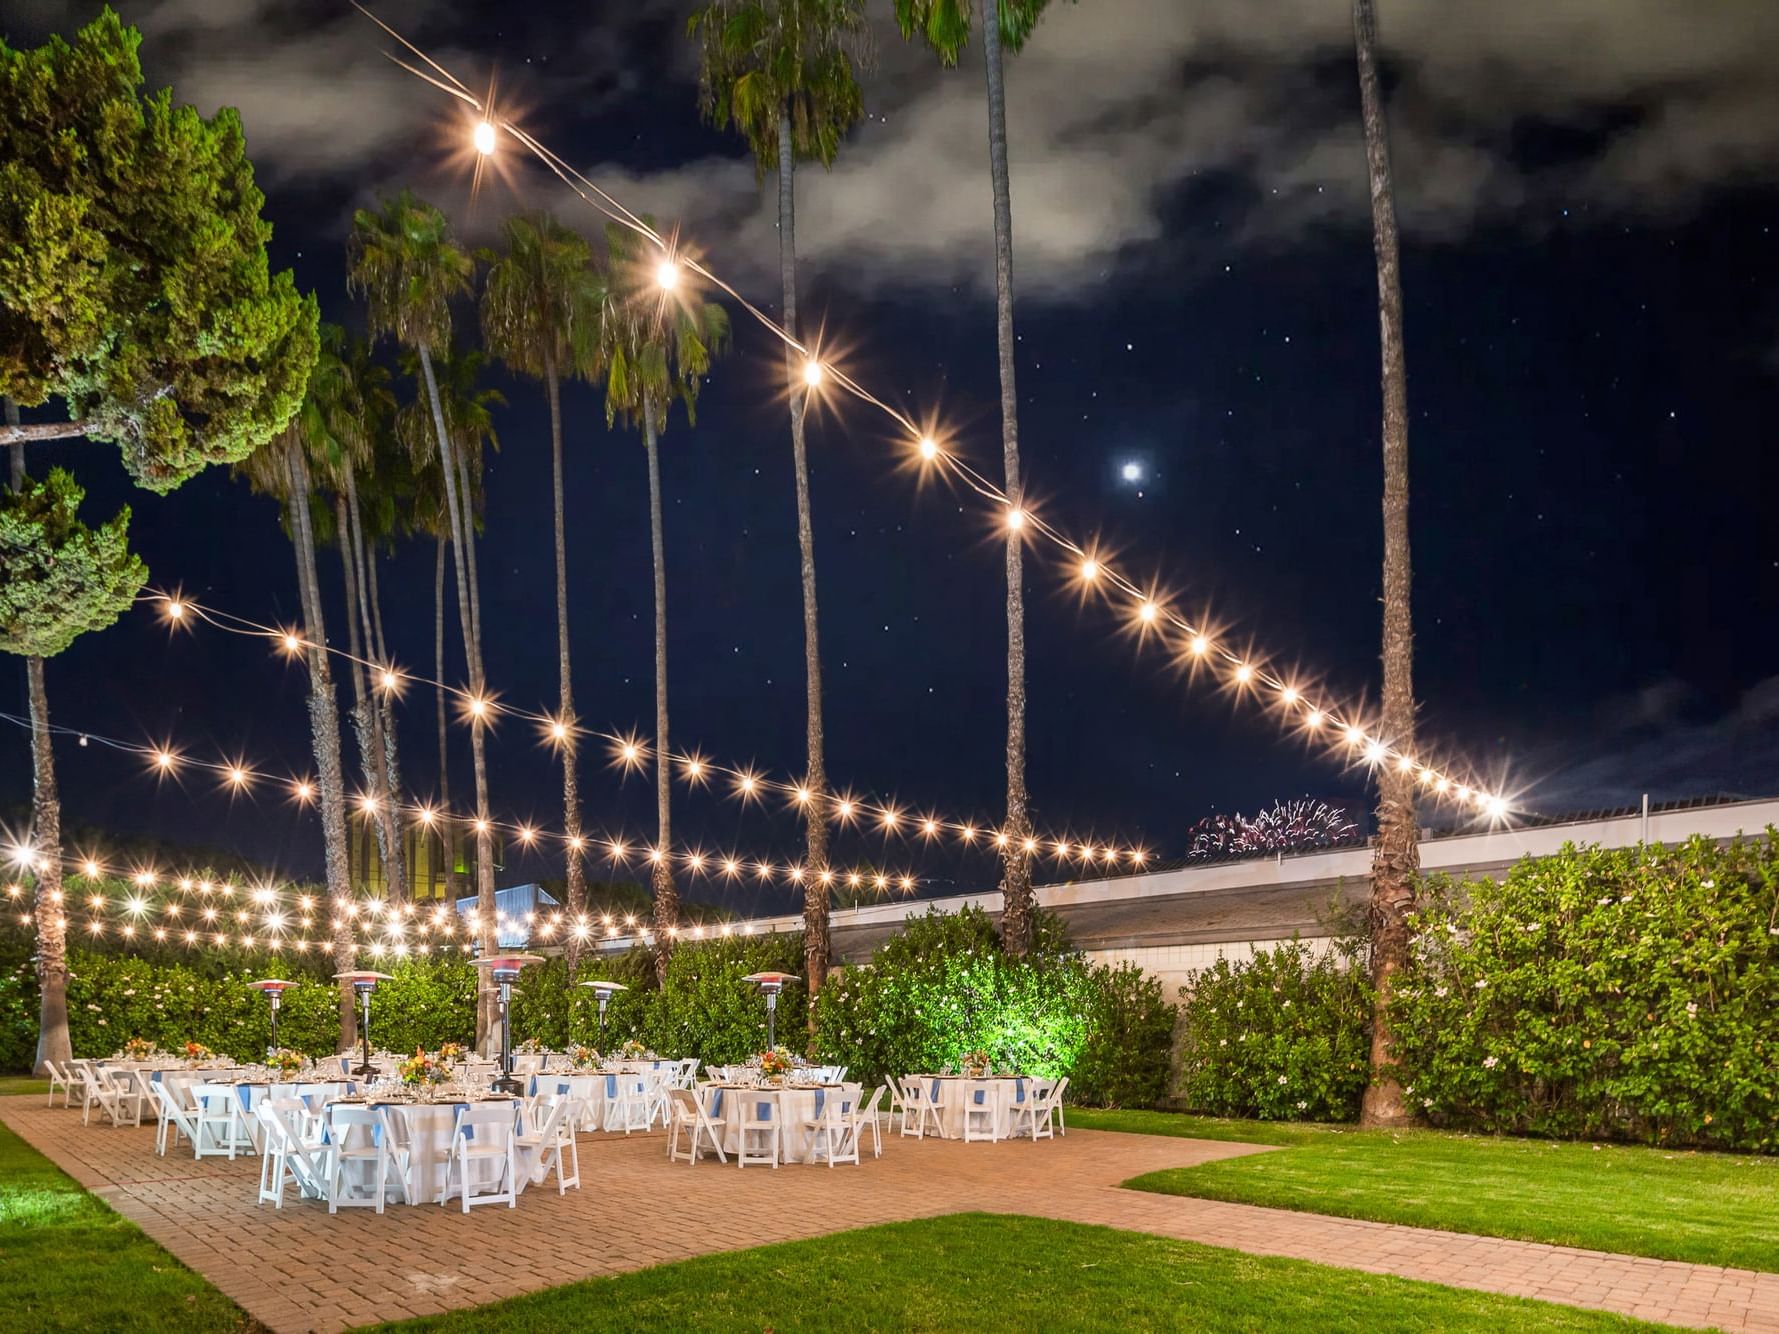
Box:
[689,0,866,1005]
[306,328,409,905]
[480,213,605,967]
[235,361,360,1052]
[894,0,1057,955]
[347,192,500,1044]
[596,226,731,981]
[1352,0,1419,1128]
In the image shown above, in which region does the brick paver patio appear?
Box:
[5,1094,1777,1332]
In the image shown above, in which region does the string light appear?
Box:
[347,18,1515,818]
[472,119,496,155]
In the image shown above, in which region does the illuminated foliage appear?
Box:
[0,469,145,658]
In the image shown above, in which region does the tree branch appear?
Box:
[0,420,91,445]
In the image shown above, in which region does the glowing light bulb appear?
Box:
[1138,601,1158,623]
[550,721,568,741]
[282,632,303,654]
[155,750,175,771]
[1485,794,1508,818]
[227,766,248,787]
[918,435,939,461]
[1305,710,1324,729]
[1080,558,1099,581]
[473,119,497,156]
[293,780,314,802]
[1280,686,1298,705]
[1006,507,1027,531]
[82,859,100,879]
[517,825,535,845]
[655,258,680,291]
[1189,635,1209,656]
[1234,664,1254,684]
[802,360,824,387]
[166,599,186,620]
[379,669,399,693]
[468,696,488,718]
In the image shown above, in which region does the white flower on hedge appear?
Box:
[1685,1002,1698,1017]
[1422,1097,1434,1108]
[86,1003,100,1011]
[1474,979,1487,989]
[1218,1038,1227,1047]
[1276,1075,1287,1085]
[1434,986,1448,998]
[97,1018,107,1026]
[1281,999,1292,1008]
[1483,1055,1499,1069]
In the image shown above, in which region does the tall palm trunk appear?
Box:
[363,544,407,899]
[285,439,358,1050]
[433,534,461,901]
[336,488,407,906]
[981,11,1033,955]
[777,112,831,1010]
[1354,0,1420,1128]
[417,343,497,1046]
[644,397,680,978]
[545,353,587,969]
[10,403,70,1076]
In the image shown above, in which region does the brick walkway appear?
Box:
[5,1094,1777,1332]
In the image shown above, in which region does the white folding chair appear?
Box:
[673,1057,699,1090]
[153,1078,201,1156]
[885,1076,909,1134]
[257,1099,333,1208]
[192,1082,250,1159]
[516,1097,580,1194]
[900,1077,944,1139]
[325,1105,406,1214]
[62,1059,98,1111]
[603,1073,652,1134]
[801,1088,860,1168]
[84,1067,144,1128]
[439,1103,518,1212]
[736,1091,780,1168]
[856,1084,888,1158]
[44,1060,74,1107]
[1049,1076,1069,1136]
[666,1087,727,1165]
[961,1080,1000,1143]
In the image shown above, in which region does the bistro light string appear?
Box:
[349,3,1516,823]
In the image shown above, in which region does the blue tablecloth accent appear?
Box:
[236,1084,254,1111]
[814,1088,826,1116]
[1015,1078,1026,1103]
[150,1070,163,1084]
[930,1078,942,1102]
[527,1074,538,1096]
[604,1074,618,1098]
[972,1086,987,1106]
[707,1088,723,1117]
[556,1080,572,1096]
[754,1099,774,1121]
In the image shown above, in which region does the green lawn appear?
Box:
[0,1119,255,1331]
[1070,1108,1779,1273]
[378,1212,1665,1333]
[0,1076,51,1098]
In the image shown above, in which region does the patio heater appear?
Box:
[742,972,801,1050]
[332,971,395,1079]
[473,954,544,1095]
[246,978,293,1053]
[577,979,629,1044]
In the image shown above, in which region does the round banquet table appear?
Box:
[325,1095,523,1204]
[700,1083,857,1163]
[526,1071,613,1131]
[910,1075,1037,1140]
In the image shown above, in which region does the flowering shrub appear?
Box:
[1390,834,1779,1151]
[1174,938,1372,1121]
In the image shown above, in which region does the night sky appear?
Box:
[5,0,1778,914]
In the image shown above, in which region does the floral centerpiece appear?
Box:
[120,1036,157,1061]
[569,1044,600,1070]
[399,1048,449,1088]
[962,1048,991,1078]
[266,1048,304,1080]
[758,1046,794,1080]
[517,1037,544,1055]
[618,1038,650,1061]
[182,1041,214,1065]
[437,1042,465,1064]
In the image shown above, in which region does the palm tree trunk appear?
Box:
[434,534,461,902]
[546,355,587,970]
[341,470,408,905]
[285,438,358,1052]
[9,403,70,1076]
[1354,0,1420,1129]
[777,112,831,1013]
[337,495,406,910]
[361,534,408,903]
[644,397,679,979]
[416,342,497,1047]
[981,11,1034,956]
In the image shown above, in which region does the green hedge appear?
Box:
[812,906,1174,1107]
[1174,938,1373,1121]
[1390,834,1779,1151]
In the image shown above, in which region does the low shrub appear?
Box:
[1390,833,1779,1151]
[1174,937,1372,1121]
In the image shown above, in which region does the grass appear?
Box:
[1069,1108,1779,1273]
[0,1076,51,1098]
[0,1118,256,1331]
[378,1212,1666,1333]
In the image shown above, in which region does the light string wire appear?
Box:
[140,591,1154,867]
[0,707,926,907]
[351,5,1516,821]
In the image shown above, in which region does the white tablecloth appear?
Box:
[911,1076,1036,1139]
[702,1084,856,1163]
[328,1097,522,1204]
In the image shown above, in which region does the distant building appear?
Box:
[455,883,560,950]
[348,815,503,901]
